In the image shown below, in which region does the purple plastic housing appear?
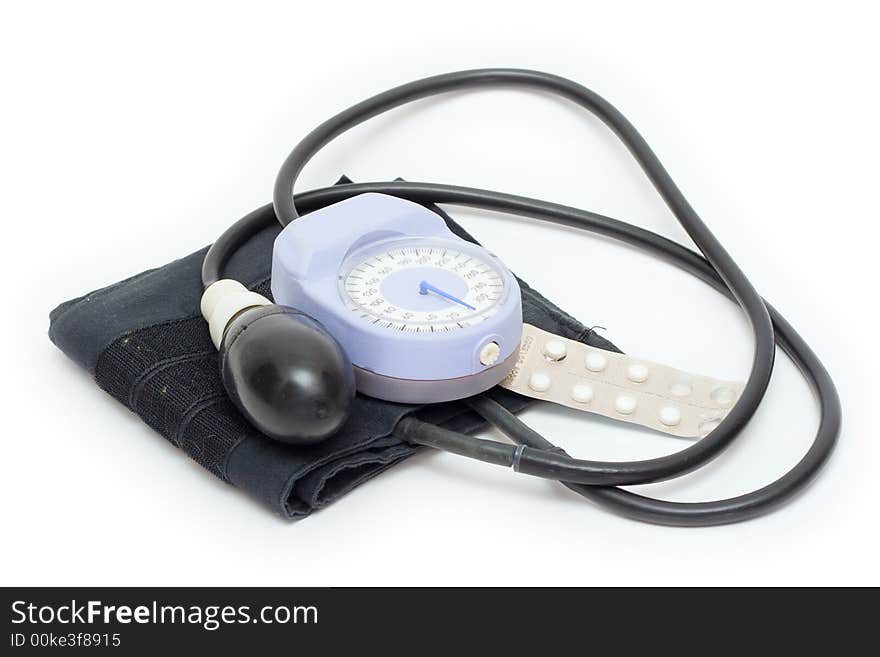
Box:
[271,193,523,403]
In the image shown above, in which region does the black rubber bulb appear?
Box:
[219,305,355,445]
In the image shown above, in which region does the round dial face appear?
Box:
[339,238,508,333]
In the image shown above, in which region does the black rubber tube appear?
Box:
[201,69,841,525]
[395,416,517,468]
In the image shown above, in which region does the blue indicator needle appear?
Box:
[419,280,476,311]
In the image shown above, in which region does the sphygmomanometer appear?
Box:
[55,69,842,526]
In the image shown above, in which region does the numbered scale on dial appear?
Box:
[339,239,507,333]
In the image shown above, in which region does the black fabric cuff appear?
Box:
[49,178,618,518]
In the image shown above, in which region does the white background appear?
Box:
[2,1,878,586]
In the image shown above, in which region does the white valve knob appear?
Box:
[200,279,272,349]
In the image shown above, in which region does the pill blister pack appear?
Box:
[498,324,744,439]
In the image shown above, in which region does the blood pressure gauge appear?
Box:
[271,193,523,403]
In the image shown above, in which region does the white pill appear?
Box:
[699,417,722,436]
[627,363,649,383]
[669,381,692,397]
[614,394,637,415]
[542,340,567,361]
[585,352,608,372]
[570,383,594,404]
[658,405,682,427]
[711,386,735,406]
[528,372,552,392]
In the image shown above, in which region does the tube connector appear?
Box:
[200,279,271,349]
